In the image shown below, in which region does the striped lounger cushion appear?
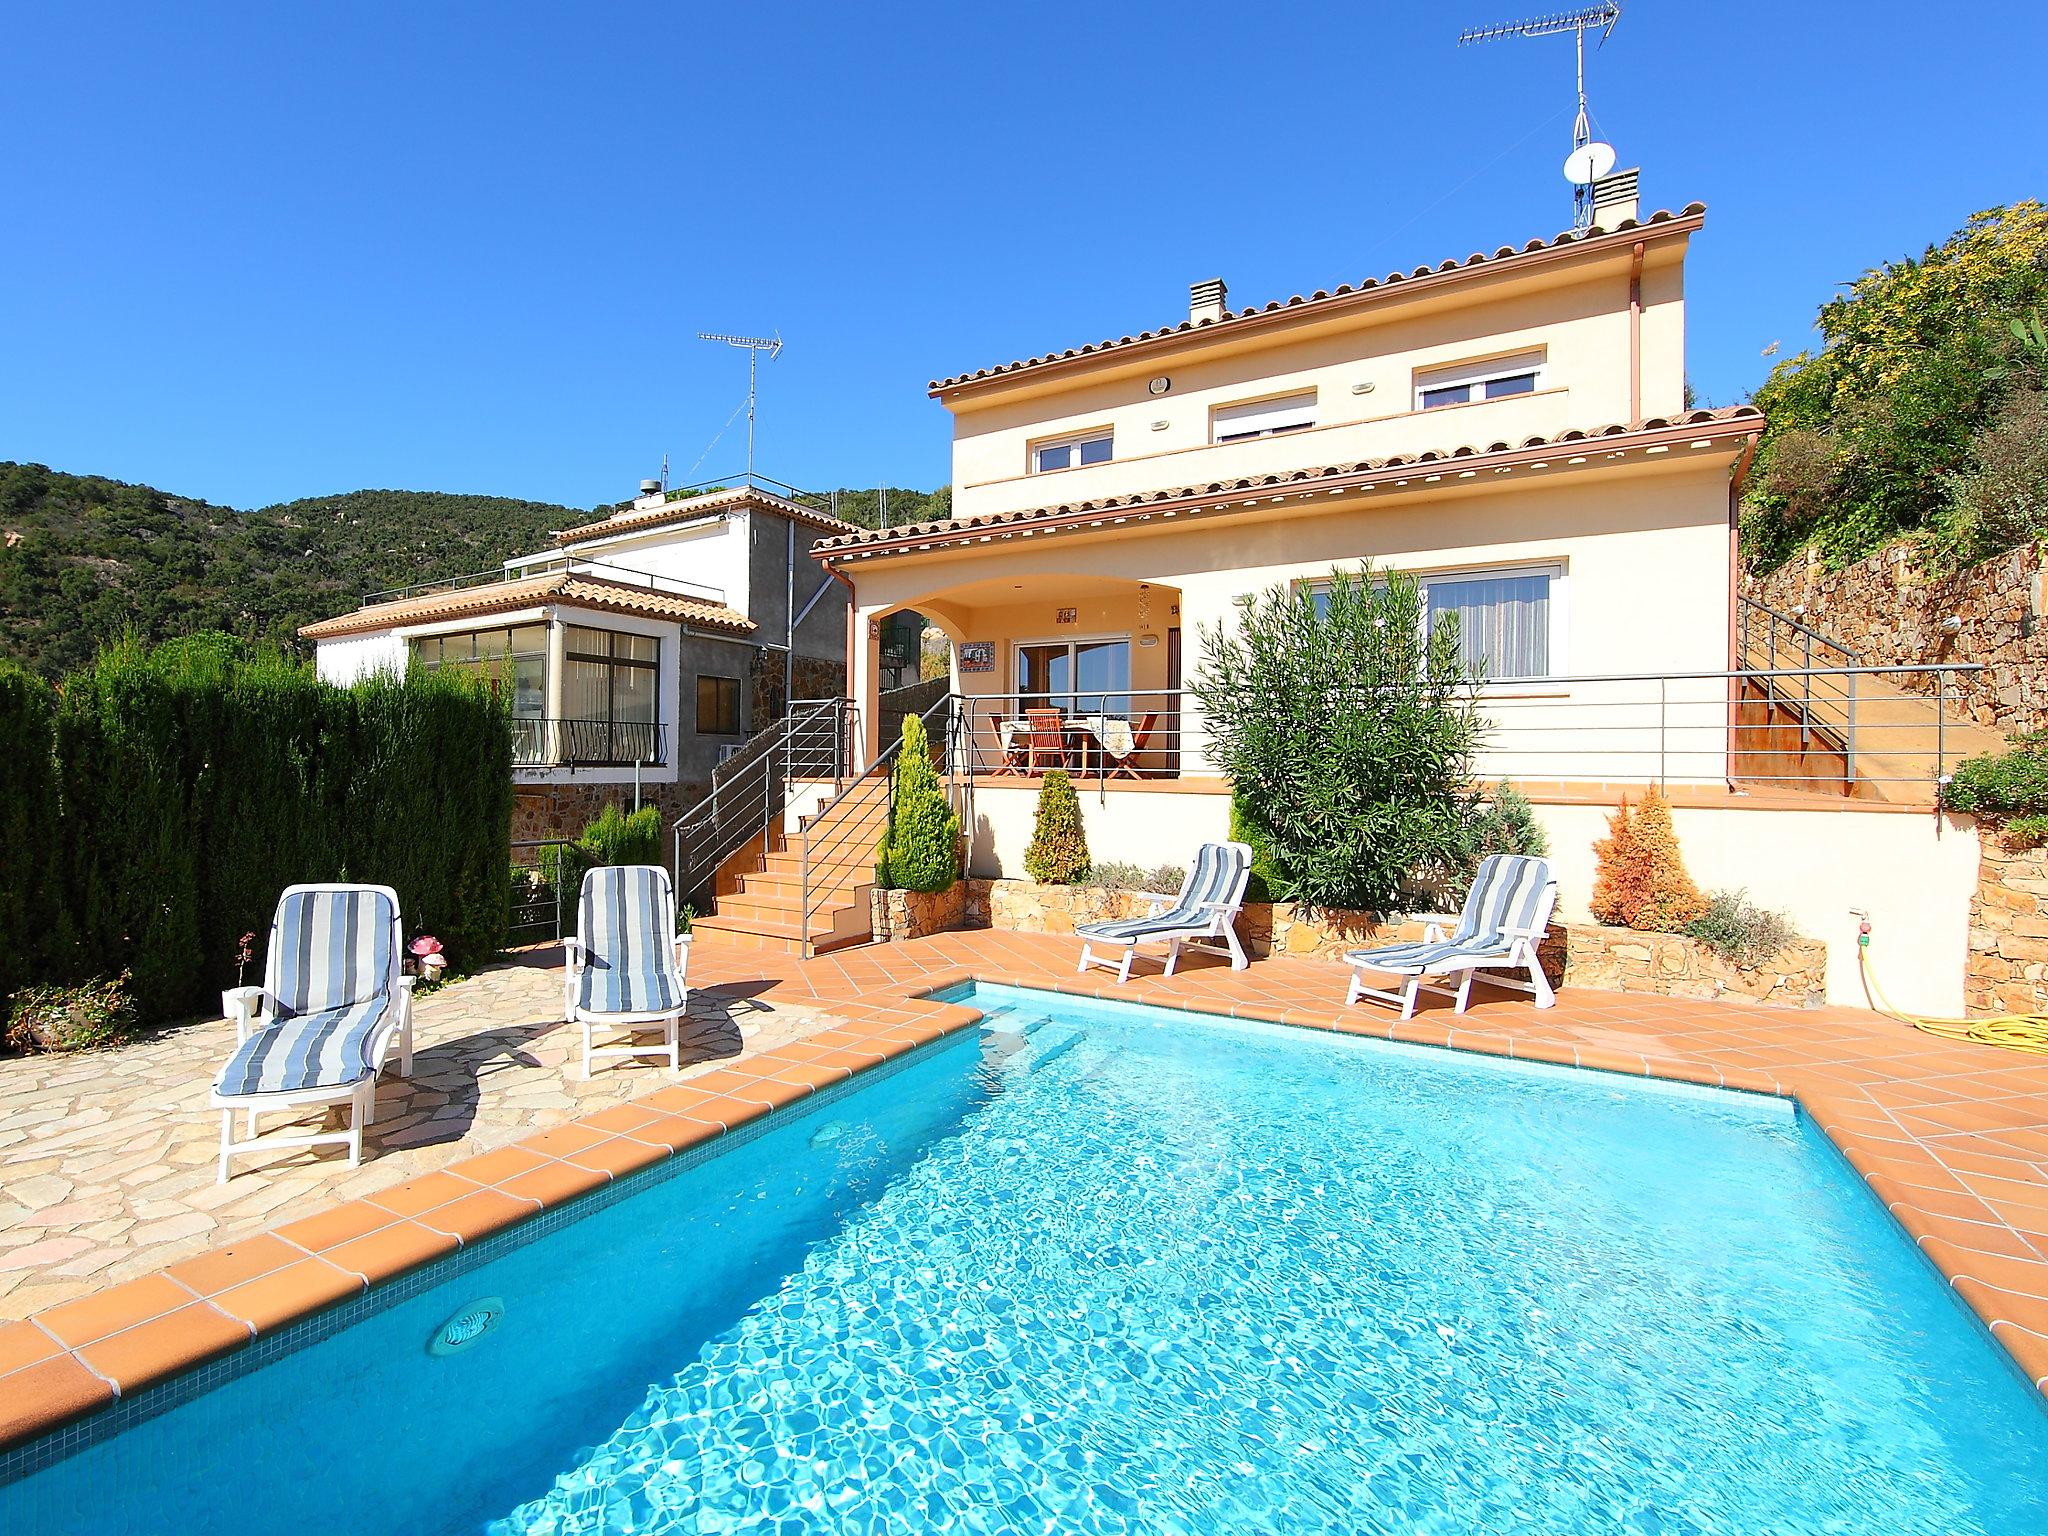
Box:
[216,888,396,1097]
[578,866,686,1016]
[1345,855,1552,973]
[1076,843,1246,943]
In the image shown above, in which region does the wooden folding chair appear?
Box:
[1025,708,1070,773]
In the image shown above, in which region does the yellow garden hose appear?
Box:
[1854,914,2048,1057]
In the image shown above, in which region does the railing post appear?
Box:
[1658,675,1668,789]
[1936,666,1948,794]
[1845,668,1858,789]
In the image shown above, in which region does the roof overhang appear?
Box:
[929,206,1706,405]
[298,574,755,641]
[815,408,1760,572]
[552,484,857,546]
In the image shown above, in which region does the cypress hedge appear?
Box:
[14,634,512,1024]
[0,662,59,1006]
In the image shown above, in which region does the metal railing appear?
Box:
[508,839,570,944]
[365,554,726,608]
[1737,596,1864,780]
[512,718,666,769]
[798,692,963,955]
[671,698,858,902]
[946,667,1983,800]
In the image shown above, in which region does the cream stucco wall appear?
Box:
[945,238,1687,521]
[964,783,1975,1015]
[850,454,1737,781]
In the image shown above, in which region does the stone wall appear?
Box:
[1749,541,2046,735]
[1968,835,2048,1014]
[871,883,968,943]
[956,880,1826,1007]
[511,780,703,846]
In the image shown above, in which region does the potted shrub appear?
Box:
[871,715,965,940]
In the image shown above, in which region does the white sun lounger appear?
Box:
[1076,841,1254,983]
[563,864,691,1078]
[212,883,414,1182]
[1343,854,1558,1018]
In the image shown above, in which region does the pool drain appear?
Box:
[428,1296,504,1357]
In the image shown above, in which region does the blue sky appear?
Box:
[2,1,2042,511]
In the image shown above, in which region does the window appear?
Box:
[563,625,661,762]
[1212,391,1317,443]
[1414,352,1545,411]
[412,625,547,720]
[696,674,742,734]
[1015,638,1131,714]
[1306,565,1558,679]
[1032,430,1113,473]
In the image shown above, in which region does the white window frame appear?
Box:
[1413,351,1547,412]
[1211,389,1318,444]
[1301,561,1567,682]
[1030,428,1114,474]
[1012,633,1134,711]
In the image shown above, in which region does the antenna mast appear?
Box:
[1458,3,1623,232]
[697,331,783,485]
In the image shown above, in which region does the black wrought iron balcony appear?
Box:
[511,718,667,769]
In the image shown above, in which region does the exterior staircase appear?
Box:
[689,769,892,954]
[677,689,961,957]
[1733,598,2002,803]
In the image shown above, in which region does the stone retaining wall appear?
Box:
[1968,836,2048,1014]
[872,883,968,943]
[1748,541,2046,735]
[956,879,1827,1007]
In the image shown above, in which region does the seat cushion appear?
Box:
[1344,939,1514,974]
[577,962,687,1017]
[215,997,391,1097]
[273,888,396,1017]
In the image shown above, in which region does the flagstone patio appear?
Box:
[0,952,842,1321]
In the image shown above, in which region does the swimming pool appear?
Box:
[4,982,2044,1533]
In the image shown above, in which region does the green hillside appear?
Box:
[0,464,944,680]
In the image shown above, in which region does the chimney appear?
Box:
[1189,277,1228,325]
[1590,167,1641,230]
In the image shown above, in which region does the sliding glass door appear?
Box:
[1015,639,1130,715]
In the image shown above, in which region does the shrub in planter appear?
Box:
[580,803,663,867]
[873,715,961,893]
[1024,770,1090,885]
[1590,788,1705,931]
[1194,562,1483,912]
[6,973,138,1053]
[1944,733,2048,819]
[1450,783,1549,900]
[1685,889,1797,969]
[1086,861,1188,894]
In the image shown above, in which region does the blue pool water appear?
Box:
[5,983,2045,1533]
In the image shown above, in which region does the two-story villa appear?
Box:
[817,184,1758,833]
[302,480,857,841]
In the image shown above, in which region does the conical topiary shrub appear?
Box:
[1024,769,1090,885]
[1629,785,1706,930]
[1588,797,1646,927]
[873,715,961,893]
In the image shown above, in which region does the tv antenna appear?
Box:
[697,331,782,484]
[1459,3,1623,232]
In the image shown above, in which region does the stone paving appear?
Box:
[0,952,840,1321]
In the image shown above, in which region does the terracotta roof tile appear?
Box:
[814,406,1761,562]
[552,484,858,546]
[298,572,754,640]
[928,206,1707,395]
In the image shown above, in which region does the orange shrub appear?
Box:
[1589,788,1706,932]
[1588,797,1647,926]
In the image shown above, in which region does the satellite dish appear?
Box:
[1563,141,1617,185]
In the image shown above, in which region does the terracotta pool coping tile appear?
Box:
[273,1199,398,1254]
[36,1273,195,1349]
[0,1354,116,1444]
[209,1258,365,1333]
[73,1301,252,1394]
[0,1320,65,1376]
[320,1219,461,1284]
[444,1144,554,1187]
[517,1122,614,1159]
[361,1170,488,1221]
[684,1066,767,1096]
[720,1076,813,1111]
[164,1233,306,1298]
[411,1187,543,1244]
[1917,1236,2048,1298]
[1567,1045,1650,1078]
[560,1135,670,1180]
[1988,1320,2048,1390]
[618,1110,725,1153]
[499,1158,611,1208]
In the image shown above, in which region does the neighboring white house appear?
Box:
[301,480,857,839]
